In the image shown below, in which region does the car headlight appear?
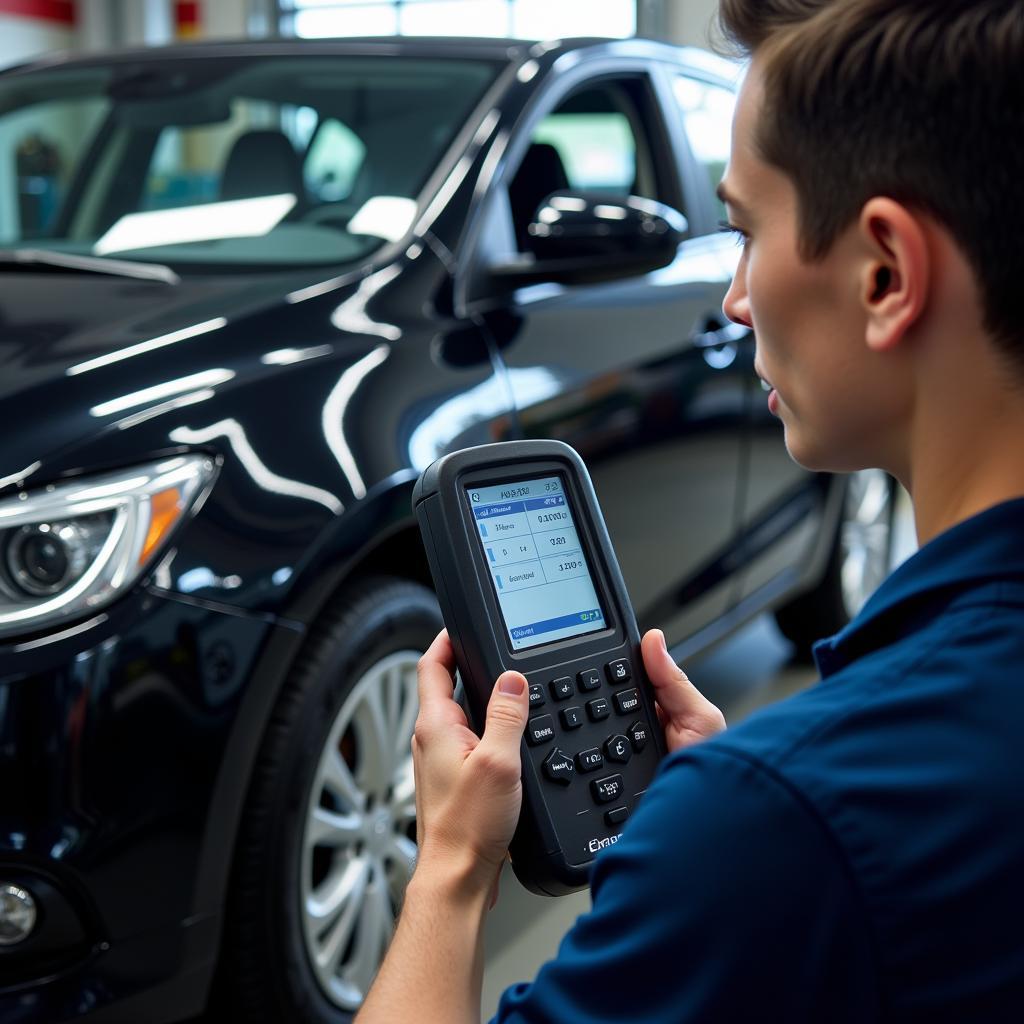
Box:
[0,455,216,640]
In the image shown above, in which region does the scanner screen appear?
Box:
[467,475,607,651]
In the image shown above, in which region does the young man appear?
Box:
[361,1,1024,1019]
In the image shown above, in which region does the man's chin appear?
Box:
[783,429,844,474]
[784,430,879,475]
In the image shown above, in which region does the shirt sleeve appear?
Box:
[491,745,878,1024]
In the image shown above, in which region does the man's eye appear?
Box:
[717,220,749,248]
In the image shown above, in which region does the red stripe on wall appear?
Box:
[0,0,75,24]
[176,1,199,29]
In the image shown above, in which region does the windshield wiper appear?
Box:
[0,248,180,285]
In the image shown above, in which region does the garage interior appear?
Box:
[0,3,919,1022]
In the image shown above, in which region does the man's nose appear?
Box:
[723,273,752,329]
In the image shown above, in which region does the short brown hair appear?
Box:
[718,0,1024,370]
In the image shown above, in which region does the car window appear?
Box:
[304,118,366,202]
[140,98,284,211]
[139,103,368,211]
[507,79,665,250]
[533,104,635,194]
[670,76,736,223]
[0,83,109,242]
[0,56,500,271]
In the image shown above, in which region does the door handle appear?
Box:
[690,321,750,349]
[690,320,749,369]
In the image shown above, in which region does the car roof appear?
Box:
[2,35,739,84]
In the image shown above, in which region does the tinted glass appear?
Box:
[671,76,735,223]
[0,56,499,271]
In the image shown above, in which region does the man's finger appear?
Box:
[641,628,699,717]
[416,630,465,734]
[424,628,456,673]
[642,629,726,744]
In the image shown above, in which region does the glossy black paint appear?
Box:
[0,36,840,1022]
[495,191,688,285]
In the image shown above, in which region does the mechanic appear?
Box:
[359,1,1024,1020]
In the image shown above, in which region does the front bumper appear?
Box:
[0,587,298,1022]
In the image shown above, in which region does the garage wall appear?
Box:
[1,0,269,70]
[0,1,76,67]
[639,0,723,49]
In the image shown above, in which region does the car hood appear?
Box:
[0,268,361,488]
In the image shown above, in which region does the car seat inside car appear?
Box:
[219,128,306,207]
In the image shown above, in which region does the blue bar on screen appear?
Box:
[510,609,602,641]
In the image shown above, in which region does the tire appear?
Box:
[212,576,442,1023]
[774,470,897,659]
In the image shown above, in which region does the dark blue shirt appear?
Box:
[493,498,1024,1022]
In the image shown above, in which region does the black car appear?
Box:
[0,36,895,1023]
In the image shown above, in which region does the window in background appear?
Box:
[533,111,635,193]
[282,0,635,39]
[670,76,735,222]
[0,92,108,241]
[304,119,366,201]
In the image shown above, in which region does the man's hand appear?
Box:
[360,633,527,1022]
[412,629,530,896]
[641,628,726,751]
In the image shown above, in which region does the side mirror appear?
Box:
[490,192,688,288]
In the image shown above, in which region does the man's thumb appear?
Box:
[476,672,529,771]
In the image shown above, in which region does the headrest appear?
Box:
[220,130,304,203]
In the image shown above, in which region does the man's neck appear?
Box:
[907,366,1024,546]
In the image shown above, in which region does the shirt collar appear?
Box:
[813,497,1024,678]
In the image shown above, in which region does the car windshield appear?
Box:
[0,54,500,273]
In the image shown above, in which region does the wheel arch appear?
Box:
[278,476,434,629]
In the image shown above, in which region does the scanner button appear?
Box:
[560,706,584,730]
[527,715,556,747]
[614,688,641,715]
[605,806,630,826]
[627,720,650,752]
[586,697,611,721]
[577,668,602,692]
[604,734,632,764]
[543,748,576,785]
[528,684,546,708]
[606,659,632,684]
[550,676,575,701]
[592,774,624,804]
[577,748,604,773]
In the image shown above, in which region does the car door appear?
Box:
[463,62,745,646]
[667,69,831,609]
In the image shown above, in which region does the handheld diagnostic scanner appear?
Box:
[413,440,665,895]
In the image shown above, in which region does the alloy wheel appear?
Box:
[300,650,421,1012]
[839,469,894,619]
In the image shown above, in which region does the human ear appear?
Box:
[858,198,929,352]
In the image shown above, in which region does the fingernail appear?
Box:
[498,673,525,696]
[658,629,669,654]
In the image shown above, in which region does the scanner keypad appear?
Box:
[560,706,584,730]
[550,676,575,701]
[525,655,657,813]
[527,714,556,746]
